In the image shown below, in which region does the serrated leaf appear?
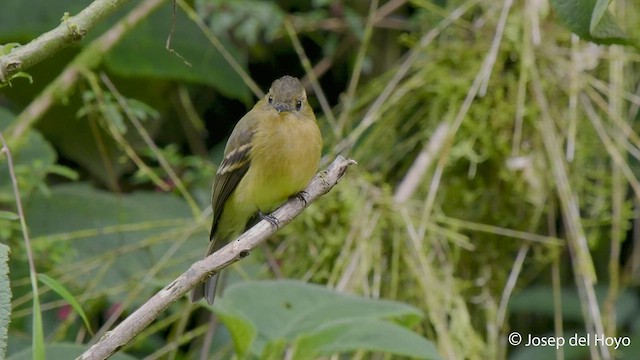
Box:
[0,243,11,360]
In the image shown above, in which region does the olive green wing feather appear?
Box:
[210,127,253,242]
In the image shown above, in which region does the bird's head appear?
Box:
[266,76,308,113]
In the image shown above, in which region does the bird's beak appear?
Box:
[273,103,291,113]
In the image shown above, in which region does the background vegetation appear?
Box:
[1,0,640,359]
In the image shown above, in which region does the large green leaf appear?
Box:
[292,318,441,359]
[105,4,251,102]
[550,0,634,46]
[7,342,137,360]
[215,280,438,358]
[214,305,257,358]
[0,0,92,42]
[0,243,11,360]
[24,182,199,299]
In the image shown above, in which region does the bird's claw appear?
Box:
[259,211,279,228]
[294,191,308,206]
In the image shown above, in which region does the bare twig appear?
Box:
[0,0,134,83]
[495,244,530,331]
[393,121,449,204]
[77,156,356,360]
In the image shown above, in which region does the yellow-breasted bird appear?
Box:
[191,75,323,305]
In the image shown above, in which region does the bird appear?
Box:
[191,75,323,305]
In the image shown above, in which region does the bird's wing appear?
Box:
[209,113,257,241]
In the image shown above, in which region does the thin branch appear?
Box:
[0,0,134,83]
[6,0,167,144]
[77,156,356,360]
[393,121,449,204]
[495,244,530,331]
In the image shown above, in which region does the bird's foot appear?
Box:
[293,191,309,206]
[259,211,280,228]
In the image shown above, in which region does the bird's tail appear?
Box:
[190,273,219,305]
[190,234,228,305]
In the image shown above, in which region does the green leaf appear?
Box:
[0,243,11,360]
[215,280,434,358]
[0,107,58,203]
[0,0,89,41]
[0,211,19,220]
[24,183,197,300]
[105,4,251,102]
[292,319,441,359]
[259,338,287,360]
[590,0,611,33]
[37,274,93,335]
[214,303,257,358]
[550,0,633,46]
[7,342,138,360]
[0,72,33,88]
[47,165,79,181]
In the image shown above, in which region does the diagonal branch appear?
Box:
[77,156,357,360]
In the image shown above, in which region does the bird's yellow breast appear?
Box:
[245,111,322,210]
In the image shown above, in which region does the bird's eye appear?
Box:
[295,100,302,110]
[268,95,273,104]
